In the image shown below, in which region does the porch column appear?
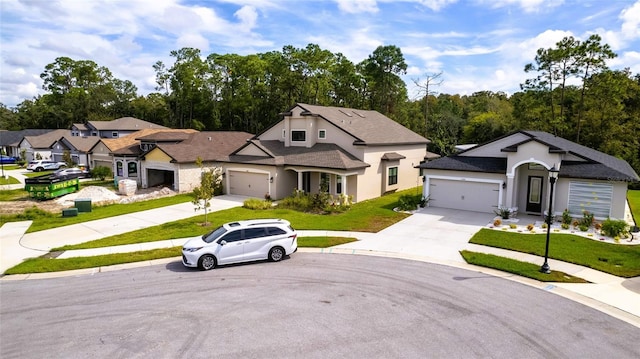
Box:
[297,171,303,191]
[505,174,515,208]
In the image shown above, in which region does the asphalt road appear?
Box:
[1,253,639,359]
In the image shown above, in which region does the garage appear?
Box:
[228,171,269,198]
[428,178,499,213]
[147,168,175,189]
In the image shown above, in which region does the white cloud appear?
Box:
[480,0,563,13]
[234,6,259,30]
[620,0,640,40]
[334,0,379,14]
[176,33,210,51]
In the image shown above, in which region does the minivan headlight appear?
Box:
[183,247,202,252]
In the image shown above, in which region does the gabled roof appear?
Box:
[58,136,101,152]
[222,140,370,170]
[153,131,252,163]
[87,117,168,131]
[286,103,430,146]
[0,129,56,146]
[22,130,70,149]
[106,129,198,155]
[421,130,639,181]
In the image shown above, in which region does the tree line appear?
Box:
[1,36,638,174]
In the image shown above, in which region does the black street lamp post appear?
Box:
[541,165,559,274]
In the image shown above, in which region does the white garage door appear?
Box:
[429,179,499,213]
[228,171,269,198]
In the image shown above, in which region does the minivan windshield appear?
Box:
[202,226,227,243]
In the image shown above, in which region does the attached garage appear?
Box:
[147,168,175,189]
[428,178,500,213]
[228,171,269,198]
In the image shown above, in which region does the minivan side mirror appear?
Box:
[219,240,228,246]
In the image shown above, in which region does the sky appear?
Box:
[1,0,639,109]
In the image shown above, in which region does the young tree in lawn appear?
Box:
[191,157,221,226]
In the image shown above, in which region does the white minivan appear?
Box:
[182,219,298,270]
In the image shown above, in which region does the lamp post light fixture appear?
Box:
[540,165,560,274]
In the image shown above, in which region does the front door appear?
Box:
[526,176,543,213]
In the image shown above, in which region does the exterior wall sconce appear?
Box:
[270,176,273,183]
[502,182,506,189]
[222,172,226,178]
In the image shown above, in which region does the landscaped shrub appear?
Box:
[561,223,570,230]
[494,206,510,219]
[243,198,273,210]
[579,210,594,228]
[91,166,113,180]
[562,209,572,225]
[526,224,534,231]
[493,219,502,227]
[579,224,589,232]
[600,218,628,238]
[397,194,422,211]
[509,223,517,229]
[276,190,351,214]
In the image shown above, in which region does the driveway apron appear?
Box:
[335,207,491,263]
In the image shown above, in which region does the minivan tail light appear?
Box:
[289,234,297,244]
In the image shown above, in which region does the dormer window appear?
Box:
[291,130,306,142]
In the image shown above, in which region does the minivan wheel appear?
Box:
[198,255,216,270]
[35,167,43,172]
[268,247,285,262]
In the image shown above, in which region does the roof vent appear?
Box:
[208,136,212,141]
[338,109,353,117]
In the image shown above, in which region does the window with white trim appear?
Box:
[567,181,612,218]
[112,131,118,138]
[388,167,398,185]
[291,130,306,142]
[318,129,326,139]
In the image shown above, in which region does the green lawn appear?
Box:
[469,228,640,277]
[628,189,639,225]
[0,176,20,185]
[54,189,414,250]
[460,250,588,283]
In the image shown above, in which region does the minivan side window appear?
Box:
[244,227,267,239]
[266,227,286,235]
[220,230,243,243]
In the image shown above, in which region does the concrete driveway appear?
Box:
[335,206,491,263]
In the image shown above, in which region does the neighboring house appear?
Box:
[419,130,639,220]
[51,136,101,166]
[139,131,252,192]
[218,103,430,202]
[71,117,167,138]
[0,129,54,159]
[18,130,70,162]
[99,128,198,186]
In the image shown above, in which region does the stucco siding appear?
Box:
[461,132,529,158]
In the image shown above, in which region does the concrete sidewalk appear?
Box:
[1,202,639,327]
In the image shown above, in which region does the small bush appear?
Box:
[494,207,510,219]
[561,223,570,230]
[493,219,502,227]
[243,198,272,210]
[600,218,628,238]
[579,224,589,232]
[562,209,572,225]
[580,210,594,228]
[397,194,422,211]
[526,224,534,231]
[91,166,113,180]
[509,223,517,229]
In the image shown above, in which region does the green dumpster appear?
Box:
[74,198,92,213]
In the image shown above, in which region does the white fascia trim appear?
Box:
[507,158,552,177]
[285,166,358,176]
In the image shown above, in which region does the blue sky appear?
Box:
[1,0,639,108]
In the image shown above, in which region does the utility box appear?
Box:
[62,208,78,217]
[74,198,92,213]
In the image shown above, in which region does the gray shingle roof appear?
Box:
[222,140,370,170]
[421,156,507,173]
[295,103,429,146]
[88,117,167,131]
[0,129,56,146]
[155,131,252,163]
[60,136,101,152]
[22,130,70,148]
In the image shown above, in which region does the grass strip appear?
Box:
[6,236,355,274]
[0,176,20,185]
[460,250,588,283]
[469,228,640,277]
